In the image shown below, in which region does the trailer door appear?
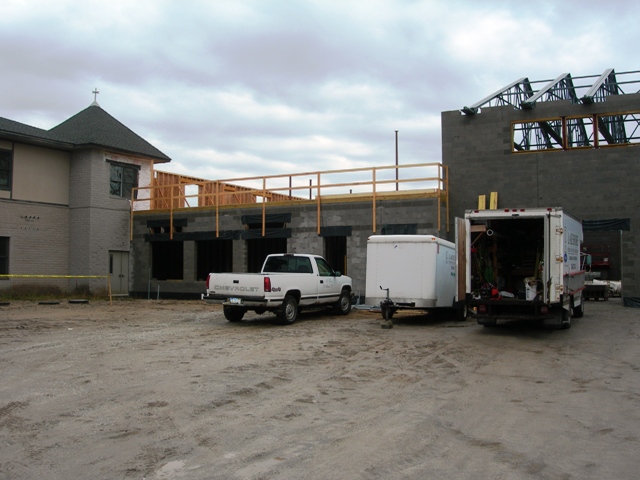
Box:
[455,217,467,302]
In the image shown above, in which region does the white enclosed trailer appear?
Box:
[456,207,586,329]
[365,235,466,322]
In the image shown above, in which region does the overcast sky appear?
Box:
[1,0,638,182]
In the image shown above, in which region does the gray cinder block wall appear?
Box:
[442,93,640,303]
[130,197,444,299]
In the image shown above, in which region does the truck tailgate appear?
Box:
[207,273,266,300]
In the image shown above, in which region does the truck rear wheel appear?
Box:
[454,301,468,321]
[573,297,585,318]
[223,306,245,322]
[276,295,298,325]
[560,307,572,330]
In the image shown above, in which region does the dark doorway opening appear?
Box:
[324,236,347,274]
[583,231,621,280]
[152,241,184,280]
[196,239,233,280]
[247,238,287,272]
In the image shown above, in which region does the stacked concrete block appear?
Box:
[442,93,640,302]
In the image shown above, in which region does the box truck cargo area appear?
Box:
[457,208,587,329]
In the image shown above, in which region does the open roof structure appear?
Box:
[461,68,640,152]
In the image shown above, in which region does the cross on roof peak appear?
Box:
[91,88,100,106]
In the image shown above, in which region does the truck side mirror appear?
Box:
[334,271,342,277]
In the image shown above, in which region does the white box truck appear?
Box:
[365,235,467,323]
[456,207,587,329]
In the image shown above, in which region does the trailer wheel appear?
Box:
[276,295,298,325]
[223,306,245,322]
[381,304,394,321]
[334,290,352,315]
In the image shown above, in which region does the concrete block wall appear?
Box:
[442,93,640,300]
[130,196,445,299]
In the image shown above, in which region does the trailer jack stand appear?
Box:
[380,291,394,329]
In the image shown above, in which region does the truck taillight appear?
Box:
[478,304,487,314]
[264,276,271,292]
[206,274,211,290]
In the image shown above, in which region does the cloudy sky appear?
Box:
[1,0,638,182]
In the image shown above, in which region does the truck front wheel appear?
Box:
[277,295,298,325]
[223,306,246,322]
[334,290,352,315]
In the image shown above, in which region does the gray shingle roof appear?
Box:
[0,117,70,145]
[0,104,171,163]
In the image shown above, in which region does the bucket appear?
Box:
[524,277,539,301]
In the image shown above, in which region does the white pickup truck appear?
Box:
[203,253,353,324]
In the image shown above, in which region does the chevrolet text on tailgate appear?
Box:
[203,253,353,324]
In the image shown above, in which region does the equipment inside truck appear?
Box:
[470,218,544,300]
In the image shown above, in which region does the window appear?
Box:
[0,150,12,191]
[109,163,139,199]
[316,257,335,277]
[0,237,8,275]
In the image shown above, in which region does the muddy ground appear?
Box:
[0,298,638,480]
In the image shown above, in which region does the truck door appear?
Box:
[455,217,467,302]
[316,257,341,302]
[546,212,564,303]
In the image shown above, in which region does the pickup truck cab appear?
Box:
[203,253,353,324]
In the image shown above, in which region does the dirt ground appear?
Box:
[0,298,638,480]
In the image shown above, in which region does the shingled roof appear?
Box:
[0,116,71,146]
[0,104,170,163]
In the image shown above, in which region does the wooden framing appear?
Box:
[130,163,449,240]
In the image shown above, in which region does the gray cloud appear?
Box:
[1,0,638,180]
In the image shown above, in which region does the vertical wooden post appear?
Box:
[316,173,321,235]
[372,168,377,232]
[262,177,267,237]
[215,181,220,238]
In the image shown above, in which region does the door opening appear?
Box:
[109,251,130,295]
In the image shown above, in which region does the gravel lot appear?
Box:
[0,298,638,480]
